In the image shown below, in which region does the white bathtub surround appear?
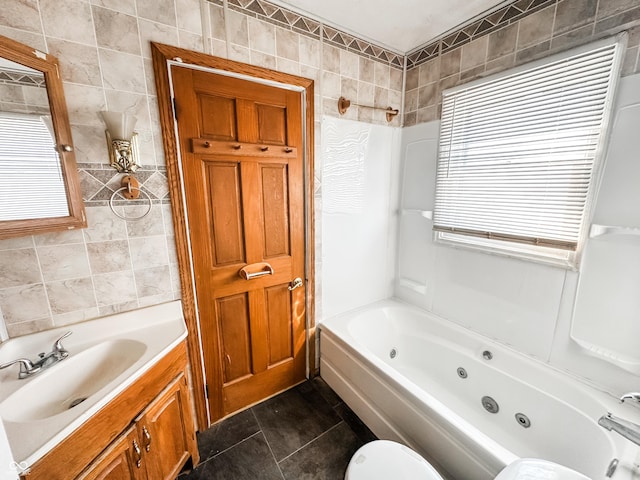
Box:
[395,71,640,396]
[320,300,640,480]
[0,301,187,470]
[569,73,640,375]
[321,116,401,319]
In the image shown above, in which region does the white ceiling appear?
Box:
[269,0,512,53]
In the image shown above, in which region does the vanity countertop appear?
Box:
[0,301,187,472]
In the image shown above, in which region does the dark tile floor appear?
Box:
[180,377,377,480]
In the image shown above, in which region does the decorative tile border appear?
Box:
[210,0,404,69]
[407,0,556,68]
[322,25,404,68]
[0,68,46,87]
[77,165,171,207]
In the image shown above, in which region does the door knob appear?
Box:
[288,277,303,291]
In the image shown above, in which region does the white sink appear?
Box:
[0,301,187,472]
[0,339,146,422]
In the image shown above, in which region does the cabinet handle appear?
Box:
[132,439,142,468]
[142,426,152,452]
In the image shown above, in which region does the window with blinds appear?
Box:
[433,36,625,267]
[0,111,69,221]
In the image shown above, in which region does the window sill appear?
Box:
[435,232,579,271]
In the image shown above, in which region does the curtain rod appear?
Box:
[337,97,399,122]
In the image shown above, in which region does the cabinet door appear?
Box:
[137,374,196,480]
[77,427,146,480]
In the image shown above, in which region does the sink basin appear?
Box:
[0,339,146,422]
[0,300,187,469]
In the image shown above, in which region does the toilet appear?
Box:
[345,440,592,480]
[345,440,443,480]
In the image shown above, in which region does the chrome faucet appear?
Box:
[598,413,640,447]
[0,331,71,379]
[620,392,640,404]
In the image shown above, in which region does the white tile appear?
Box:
[137,18,179,59]
[129,236,169,269]
[38,244,91,282]
[248,17,275,55]
[40,0,96,45]
[87,240,131,274]
[46,277,97,315]
[84,206,128,242]
[0,236,34,251]
[134,265,171,297]
[0,248,41,288]
[0,284,50,324]
[98,49,147,94]
[93,270,137,306]
[339,49,359,79]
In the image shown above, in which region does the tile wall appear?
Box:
[0,0,403,336]
[5,0,637,337]
[404,0,640,126]
[206,0,404,125]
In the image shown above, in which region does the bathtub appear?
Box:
[319,299,640,480]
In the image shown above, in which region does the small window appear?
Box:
[433,36,626,268]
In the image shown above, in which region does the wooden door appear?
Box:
[171,66,306,421]
[138,374,195,480]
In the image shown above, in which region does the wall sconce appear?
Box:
[100,111,140,173]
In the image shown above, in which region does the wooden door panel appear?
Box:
[256,104,287,145]
[223,359,298,414]
[260,163,290,258]
[172,65,306,422]
[197,94,237,141]
[264,284,293,366]
[192,72,291,145]
[210,260,292,297]
[216,293,252,383]
[205,161,245,266]
[240,161,266,264]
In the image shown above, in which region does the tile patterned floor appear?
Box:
[180,377,377,480]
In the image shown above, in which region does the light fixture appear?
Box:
[100,111,140,173]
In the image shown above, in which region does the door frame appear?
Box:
[151,42,315,430]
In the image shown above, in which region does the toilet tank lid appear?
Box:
[495,458,592,480]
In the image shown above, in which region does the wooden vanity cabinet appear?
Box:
[78,373,194,480]
[76,427,145,480]
[22,342,199,480]
[134,374,194,480]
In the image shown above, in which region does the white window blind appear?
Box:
[0,111,69,221]
[433,37,623,256]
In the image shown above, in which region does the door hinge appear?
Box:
[205,384,209,399]
[172,97,178,121]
